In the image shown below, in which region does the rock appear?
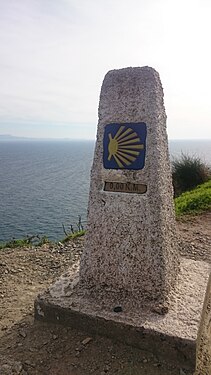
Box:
[24,360,35,368]
[104,364,110,372]
[10,268,17,273]
[0,361,23,375]
[19,331,27,338]
[12,361,23,373]
[81,337,92,346]
[0,364,11,375]
[151,304,169,315]
[29,346,37,352]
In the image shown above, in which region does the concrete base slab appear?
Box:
[34,258,210,371]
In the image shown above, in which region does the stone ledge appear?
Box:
[34,258,210,372]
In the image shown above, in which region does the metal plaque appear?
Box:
[104,181,147,194]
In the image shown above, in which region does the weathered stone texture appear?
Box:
[195,273,211,375]
[35,258,210,371]
[34,67,211,372]
[79,67,179,305]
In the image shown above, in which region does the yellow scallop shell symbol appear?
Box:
[108,126,144,168]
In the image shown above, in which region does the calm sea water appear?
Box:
[0,139,210,242]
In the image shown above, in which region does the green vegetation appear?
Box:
[61,229,85,243]
[0,238,29,250]
[172,153,210,197]
[0,217,86,250]
[172,153,211,215]
[0,235,53,250]
[61,215,85,243]
[175,180,211,216]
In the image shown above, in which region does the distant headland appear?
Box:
[0,134,40,141]
[0,134,94,142]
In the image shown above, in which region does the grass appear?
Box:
[0,231,85,250]
[0,215,86,250]
[61,229,85,243]
[172,153,210,197]
[0,235,54,250]
[174,180,211,216]
[0,238,30,250]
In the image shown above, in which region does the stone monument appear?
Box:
[35,67,211,373]
[79,67,179,311]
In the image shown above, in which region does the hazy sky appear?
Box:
[0,0,210,140]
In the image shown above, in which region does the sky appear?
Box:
[0,0,210,140]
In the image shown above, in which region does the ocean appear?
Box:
[0,139,210,243]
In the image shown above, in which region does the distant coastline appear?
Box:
[0,134,31,141]
[0,134,94,142]
[0,134,211,142]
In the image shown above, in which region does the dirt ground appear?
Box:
[0,212,210,375]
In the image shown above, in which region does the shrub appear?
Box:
[172,153,210,197]
[175,180,211,216]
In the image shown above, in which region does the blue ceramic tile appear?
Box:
[103,123,147,170]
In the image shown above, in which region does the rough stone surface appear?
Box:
[195,273,211,375]
[79,66,179,306]
[35,257,210,371]
[32,66,210,373]
[0,215,210,375]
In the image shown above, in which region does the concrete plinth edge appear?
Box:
[34,258,210,372]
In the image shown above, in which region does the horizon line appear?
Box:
[0,134,211,142]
